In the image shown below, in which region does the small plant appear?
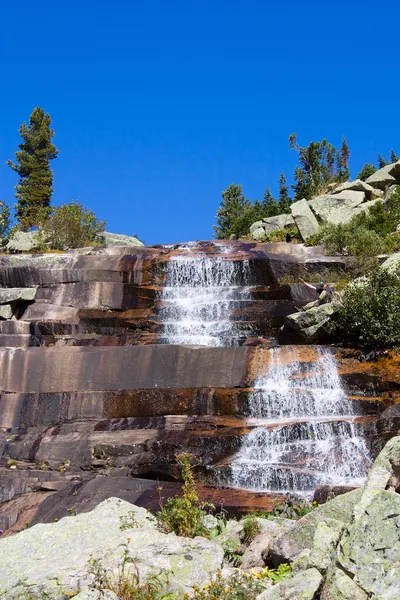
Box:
[184,565,291,600]
[119,511,139,531]
[222,539,243,567]
[157,452,214,538]
[6,458,17,468]
[88,550,172,600]
[241,515,261,543]
[58,460,70,472]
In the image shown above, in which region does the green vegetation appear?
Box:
[331,266,400,348]
[88,551,173,600]
[308,189,400,258]
[241,515,261,543]
[289,133,349,201]
[7,107,59,230]
[3,107,107,251]
[185,565,291,600]
[42,201,106,250]
[213,134,399,240]
[157,452,214,538]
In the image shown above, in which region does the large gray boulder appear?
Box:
[381,252,400,272]
[268,489,362,566]
[366,161,400,190]
[0,497,223,598]
[99,231,144,247]
[321,567,368,599]
[290,199,320,241]
[6,231,43,253]
[281,303,335,343]
[262,214,295,234]
[256,567,323,600]
[331,179,383,199]
[308,191,365,223]
[0,288,37,304]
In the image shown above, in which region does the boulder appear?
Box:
[268,489,362,566]
[331,179,383,199]
[256,567,322,600]
[381,252,400,272]
[0,497,223,598]
[366,161,400,190]
[0,288,37,304]
[281,303,335,343]
[321,567,368,599]
[290,199,320,241]
[308,191,365,222]
[253,227,267,241]
[6,231,43,253]
[337,490,400,598]
[241,520,285,570]
[99,231,144,247]
[250,221,265,234]
[384,184,400,203]
[0,305,13,319]
[262,214,295,234]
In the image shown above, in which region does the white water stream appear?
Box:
[227,347,372,494]
[160,256,252,346]
[159,253,371,494]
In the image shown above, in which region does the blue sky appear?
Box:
[1,1,399,245]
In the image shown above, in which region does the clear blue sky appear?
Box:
[1,1,399,245]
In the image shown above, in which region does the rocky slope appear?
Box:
[0,437,399,599]
[250,160,400,241]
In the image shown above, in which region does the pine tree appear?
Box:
[377,154,386,169]
[261,187,279,217]
[277,172,291,213]
[213,183,251,239]
[390,150,399,163]
[336,137,350,182]
[7,107,59,229]
[358,163,377,181]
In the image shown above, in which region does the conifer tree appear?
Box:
[213,183,251,239]
[261,187,279,217]
[336,137,350,182]
[358,163,377,181]
[390,150,399,163]
[7,107,59,229]
[277,172,291,213]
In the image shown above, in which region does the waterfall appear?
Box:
[216,347,372,494]
[159,256,252,346]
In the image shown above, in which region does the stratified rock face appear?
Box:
[0,497,223,598]
[0,240,399,539]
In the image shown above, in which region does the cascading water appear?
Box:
[219,347,371,494]
[159,256,253,346]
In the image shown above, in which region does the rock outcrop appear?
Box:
[250,161,400,241]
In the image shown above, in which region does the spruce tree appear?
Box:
[277,172,291,213]
[261,187,279,217]
[7,107,59,229]
[390,150,399,163]
[336,137,350,182]
[213,183,251,239]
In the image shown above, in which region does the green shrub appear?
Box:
[270,495,317,520]
[241,515,261,543]
[43,201,106,250]
[157,453,214,538]
[331,266,400,347]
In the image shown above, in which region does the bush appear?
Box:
[157,453,214,538]
[43,201,106,250]
[331,266,400,347]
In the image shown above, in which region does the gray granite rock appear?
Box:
[256,567,322,599]
[331,179,383,199]
[290,199,320,240]
[0,497,223,599]
[6,231,43,253]
[100,231,144,247]
[366,161,400,190]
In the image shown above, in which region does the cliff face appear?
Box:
[0,241,399,536]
